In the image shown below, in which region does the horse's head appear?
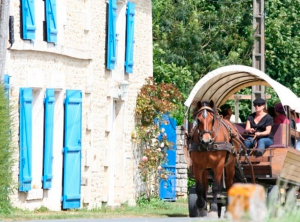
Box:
[193,100,216,145]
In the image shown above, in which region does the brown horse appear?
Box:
[188,100,248,217]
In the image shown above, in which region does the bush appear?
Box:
[0,84,14,214]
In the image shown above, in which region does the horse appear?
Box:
[188,100,250,217]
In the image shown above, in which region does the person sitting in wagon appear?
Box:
[220,104,232,120]
[220,104,242,123]
[274,102,290,124]
[243,98,274,157]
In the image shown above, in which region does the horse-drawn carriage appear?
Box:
[183,65,300,217]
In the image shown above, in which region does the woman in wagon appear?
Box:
[274,102,290,124]
[243,98,274,157]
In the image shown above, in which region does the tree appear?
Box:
[153,0,254,96]
[265,0,300,96]
[153,0,300,100]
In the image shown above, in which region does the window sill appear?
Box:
[10,40,92,60]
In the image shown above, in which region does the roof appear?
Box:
[184,65,300,113]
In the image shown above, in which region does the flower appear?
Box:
[142,156,148,162]
[158,166,162,171]
[161,128,165,133]
[157,148,161,152]
[160,142,165,148]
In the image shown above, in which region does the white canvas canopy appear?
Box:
[185,65,300,113]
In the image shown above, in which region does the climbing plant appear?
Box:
[134,77,182,200]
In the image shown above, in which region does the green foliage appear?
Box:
[153,0,254,122]
[0,84,14,214]
[135,77,183,126]
[265,0,300,95]
[187,177,195,190]
[34,206,49,213]
[136,195,171,209]
[266,87,280,108]
[153,51,193,98]
[153,0,300,120]
[153,0,253,87]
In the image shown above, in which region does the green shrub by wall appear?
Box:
[0,83,14,213]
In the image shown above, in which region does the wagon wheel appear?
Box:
[188,186,199,217]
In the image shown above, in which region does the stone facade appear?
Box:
[176,126,188,198]
[6,0,152,211]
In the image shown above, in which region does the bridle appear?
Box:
[195,106,221,145]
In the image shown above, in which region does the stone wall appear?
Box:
[176,126,188,198]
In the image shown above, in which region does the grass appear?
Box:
[1,196,300,221]
[0,198,189,221]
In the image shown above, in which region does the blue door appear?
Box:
[159,114,177,200]
[62,90,82,209]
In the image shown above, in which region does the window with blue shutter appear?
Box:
[62,90,82,209]
[19,88,33,192]
[21,0,36,40]
[45,0,58,43]
[106,0,117,70]
[125,2,135,74]
[43,89,55,189]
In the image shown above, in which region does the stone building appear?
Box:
[5,0,152,211]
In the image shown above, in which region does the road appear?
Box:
[17,217,224,222]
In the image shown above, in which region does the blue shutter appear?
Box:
[106,0,117,70]
[45,0,58,43]
[43,89,55,189]
[21,0,36,40]
[62,90,82,209]
[125,2,135,74]
[3,74,10,99]
[19,88,33,192]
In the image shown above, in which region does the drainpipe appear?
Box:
[0,0,10,79]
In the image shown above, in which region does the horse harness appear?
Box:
[188,106,237,155]
[187,105,250,183]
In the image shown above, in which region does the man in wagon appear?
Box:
[243,98,274,157]
[219,103,242,123]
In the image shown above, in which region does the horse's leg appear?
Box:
[221,158,236,218]
[211,159,225,212]
[197,170,208,216]
[202,170,208,202]
[225,158,236,190]
[193,166,206,211]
